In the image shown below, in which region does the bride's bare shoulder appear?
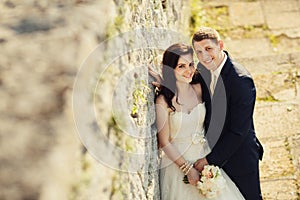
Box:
[155,95,171,114]
[155,95,168,107]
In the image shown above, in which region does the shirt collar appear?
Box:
[211,51,227,77]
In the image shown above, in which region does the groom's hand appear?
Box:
[193,158,209,172]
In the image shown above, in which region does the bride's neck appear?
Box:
[176,82,192,96]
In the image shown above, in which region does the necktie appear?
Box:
[210,72,217,95]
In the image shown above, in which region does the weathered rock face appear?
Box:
[73,1,190,199]
[0,0,189,199]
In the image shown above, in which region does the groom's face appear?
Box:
[193,39,224,71]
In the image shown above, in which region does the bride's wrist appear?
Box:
[179,161,193,175]
[185,164,193,175]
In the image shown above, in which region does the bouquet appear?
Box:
[183,165,226,199]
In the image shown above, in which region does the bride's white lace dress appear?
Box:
[159,103,245,200]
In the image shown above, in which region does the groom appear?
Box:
[192,27,264,200]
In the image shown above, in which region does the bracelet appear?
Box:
[183,163,191,174]
[184,164,193,175]
[179,162,188,170]
[180,161,192,175]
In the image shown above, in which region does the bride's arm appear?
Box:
[148,65,162,88]
[156,96,199,185]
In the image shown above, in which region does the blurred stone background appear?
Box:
[1,0,300,199]
[0,1,115,199]
[0,0,189,199]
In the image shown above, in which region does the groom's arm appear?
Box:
[206,76,256,167]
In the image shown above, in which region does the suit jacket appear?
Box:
[197,51,264,177]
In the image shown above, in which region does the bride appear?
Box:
[155,43,245,199]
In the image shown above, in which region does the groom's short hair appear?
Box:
[192,27,221,46]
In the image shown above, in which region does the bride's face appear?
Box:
[174,53,195,83]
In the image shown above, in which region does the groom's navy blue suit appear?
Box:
[196,51,264,200]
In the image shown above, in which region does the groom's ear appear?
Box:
[218,40,224,50]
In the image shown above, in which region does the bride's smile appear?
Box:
[174,53,195,83]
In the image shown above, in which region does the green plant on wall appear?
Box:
[189,0,230,38]
[267,34,280,48]
[130,74,151,126]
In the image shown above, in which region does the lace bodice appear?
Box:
[169,103,206,141]
[161,102,210,162]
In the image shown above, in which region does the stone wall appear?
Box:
[0,0,190,199]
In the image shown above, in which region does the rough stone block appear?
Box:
[252,68,297,101]
[262,0,300,13]
[261,179,298,200]
[224,38,274,59]
[259,138,294,179]
[271,28,300,38]
[289,134,300,186]
[229,2,264,26]
[254,102,300,139]
[236,52,300,78]
[265,12,300,30]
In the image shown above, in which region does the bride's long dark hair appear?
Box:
[156,43,199,111]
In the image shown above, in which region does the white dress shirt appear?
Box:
[210,52,227,94]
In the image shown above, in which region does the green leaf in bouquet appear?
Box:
[182,175,189,184]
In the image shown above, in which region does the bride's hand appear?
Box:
[148,66,162,88]
[187,168,200,186]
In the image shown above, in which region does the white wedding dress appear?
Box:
[159,103,245,200]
